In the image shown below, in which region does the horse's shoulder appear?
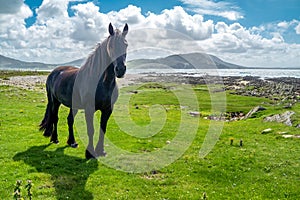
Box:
[53,66,78,72]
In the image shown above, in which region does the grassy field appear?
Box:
[0,73,299,199]
[0,70,49,80]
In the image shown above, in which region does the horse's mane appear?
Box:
[79,29,123,78]
[79,38,110,78]
[73,37,111,106]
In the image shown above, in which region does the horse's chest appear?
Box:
[95,84,118,110]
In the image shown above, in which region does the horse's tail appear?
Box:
[39,83,53,137]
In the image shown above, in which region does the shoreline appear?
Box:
[1,73,299,104]
[133,73,300,104]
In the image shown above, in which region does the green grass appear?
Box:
[0,79,300,199]
[0,70,49,79]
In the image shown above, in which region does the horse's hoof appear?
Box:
[70,143,79,148]
[67,142,78,148]
[95,145,106,157]
[85,150,96,160]
[97,151,107,157]
[43,131,52,137]
[50,139,59,144]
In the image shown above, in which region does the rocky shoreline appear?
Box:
[136,73,300,105]
[1,73,300,105]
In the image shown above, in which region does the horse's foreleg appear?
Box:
[95,109,112,157]
[50,100,60,144]
[85,107,96,159]
[67,109,78,148]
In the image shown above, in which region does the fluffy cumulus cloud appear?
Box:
[145,6,214,40]
[108,5,145,26]
[0,0,32,51]
[70,2,109,43]
[0,0,299,67]
[197,21,300,67]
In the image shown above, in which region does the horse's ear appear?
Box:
[122,23,128,37]
[109,23,114,36]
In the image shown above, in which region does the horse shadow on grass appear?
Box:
[13,144,99,199]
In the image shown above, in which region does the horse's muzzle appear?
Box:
[116,65,126,78]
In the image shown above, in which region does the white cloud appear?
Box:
[0,0,23,14]
[295,23,300,35]
[180,0,244,21]
[143,6,214,40]
[70,2,109,43]
[196,20,300,67]
[36,0,68,21]
[0,0,32,50]
[278,21,289,29]
[261,20,300,36]
[107,5,145,26]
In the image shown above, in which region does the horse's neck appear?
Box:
[101,63,116,88]
[82,47,108,77]
[75,41,113,104]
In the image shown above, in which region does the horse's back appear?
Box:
[46,66,79,107]
[49,66,78,76]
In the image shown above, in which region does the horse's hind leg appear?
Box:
[50,100,61,144]
[67,109,78,148]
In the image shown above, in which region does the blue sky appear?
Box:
[24,0,300,29]
[0,0,300,67]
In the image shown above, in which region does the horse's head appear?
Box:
[107,23,128,78]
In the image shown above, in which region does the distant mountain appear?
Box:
[0,55,56,70]
[61,58,85,67]
[127,52,247,69]
[0,52,270,70]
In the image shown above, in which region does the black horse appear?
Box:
[40,23,128,159]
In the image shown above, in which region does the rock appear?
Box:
[262,128,272,134]
[278,131,288,135]
[282,134,294,138]
[282,134,300,139]
[244,106,266,119]
[263,111,295,126]
[283,103,292,109]
[189,111,201,117]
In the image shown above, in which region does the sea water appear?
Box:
[3,68,299,78]
[127,68,300,78]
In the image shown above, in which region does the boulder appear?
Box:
[244,106,266,119]
[282,134,300,139]
[189,111,201,117]
[261,128,273,134]
[263,111,295,126]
